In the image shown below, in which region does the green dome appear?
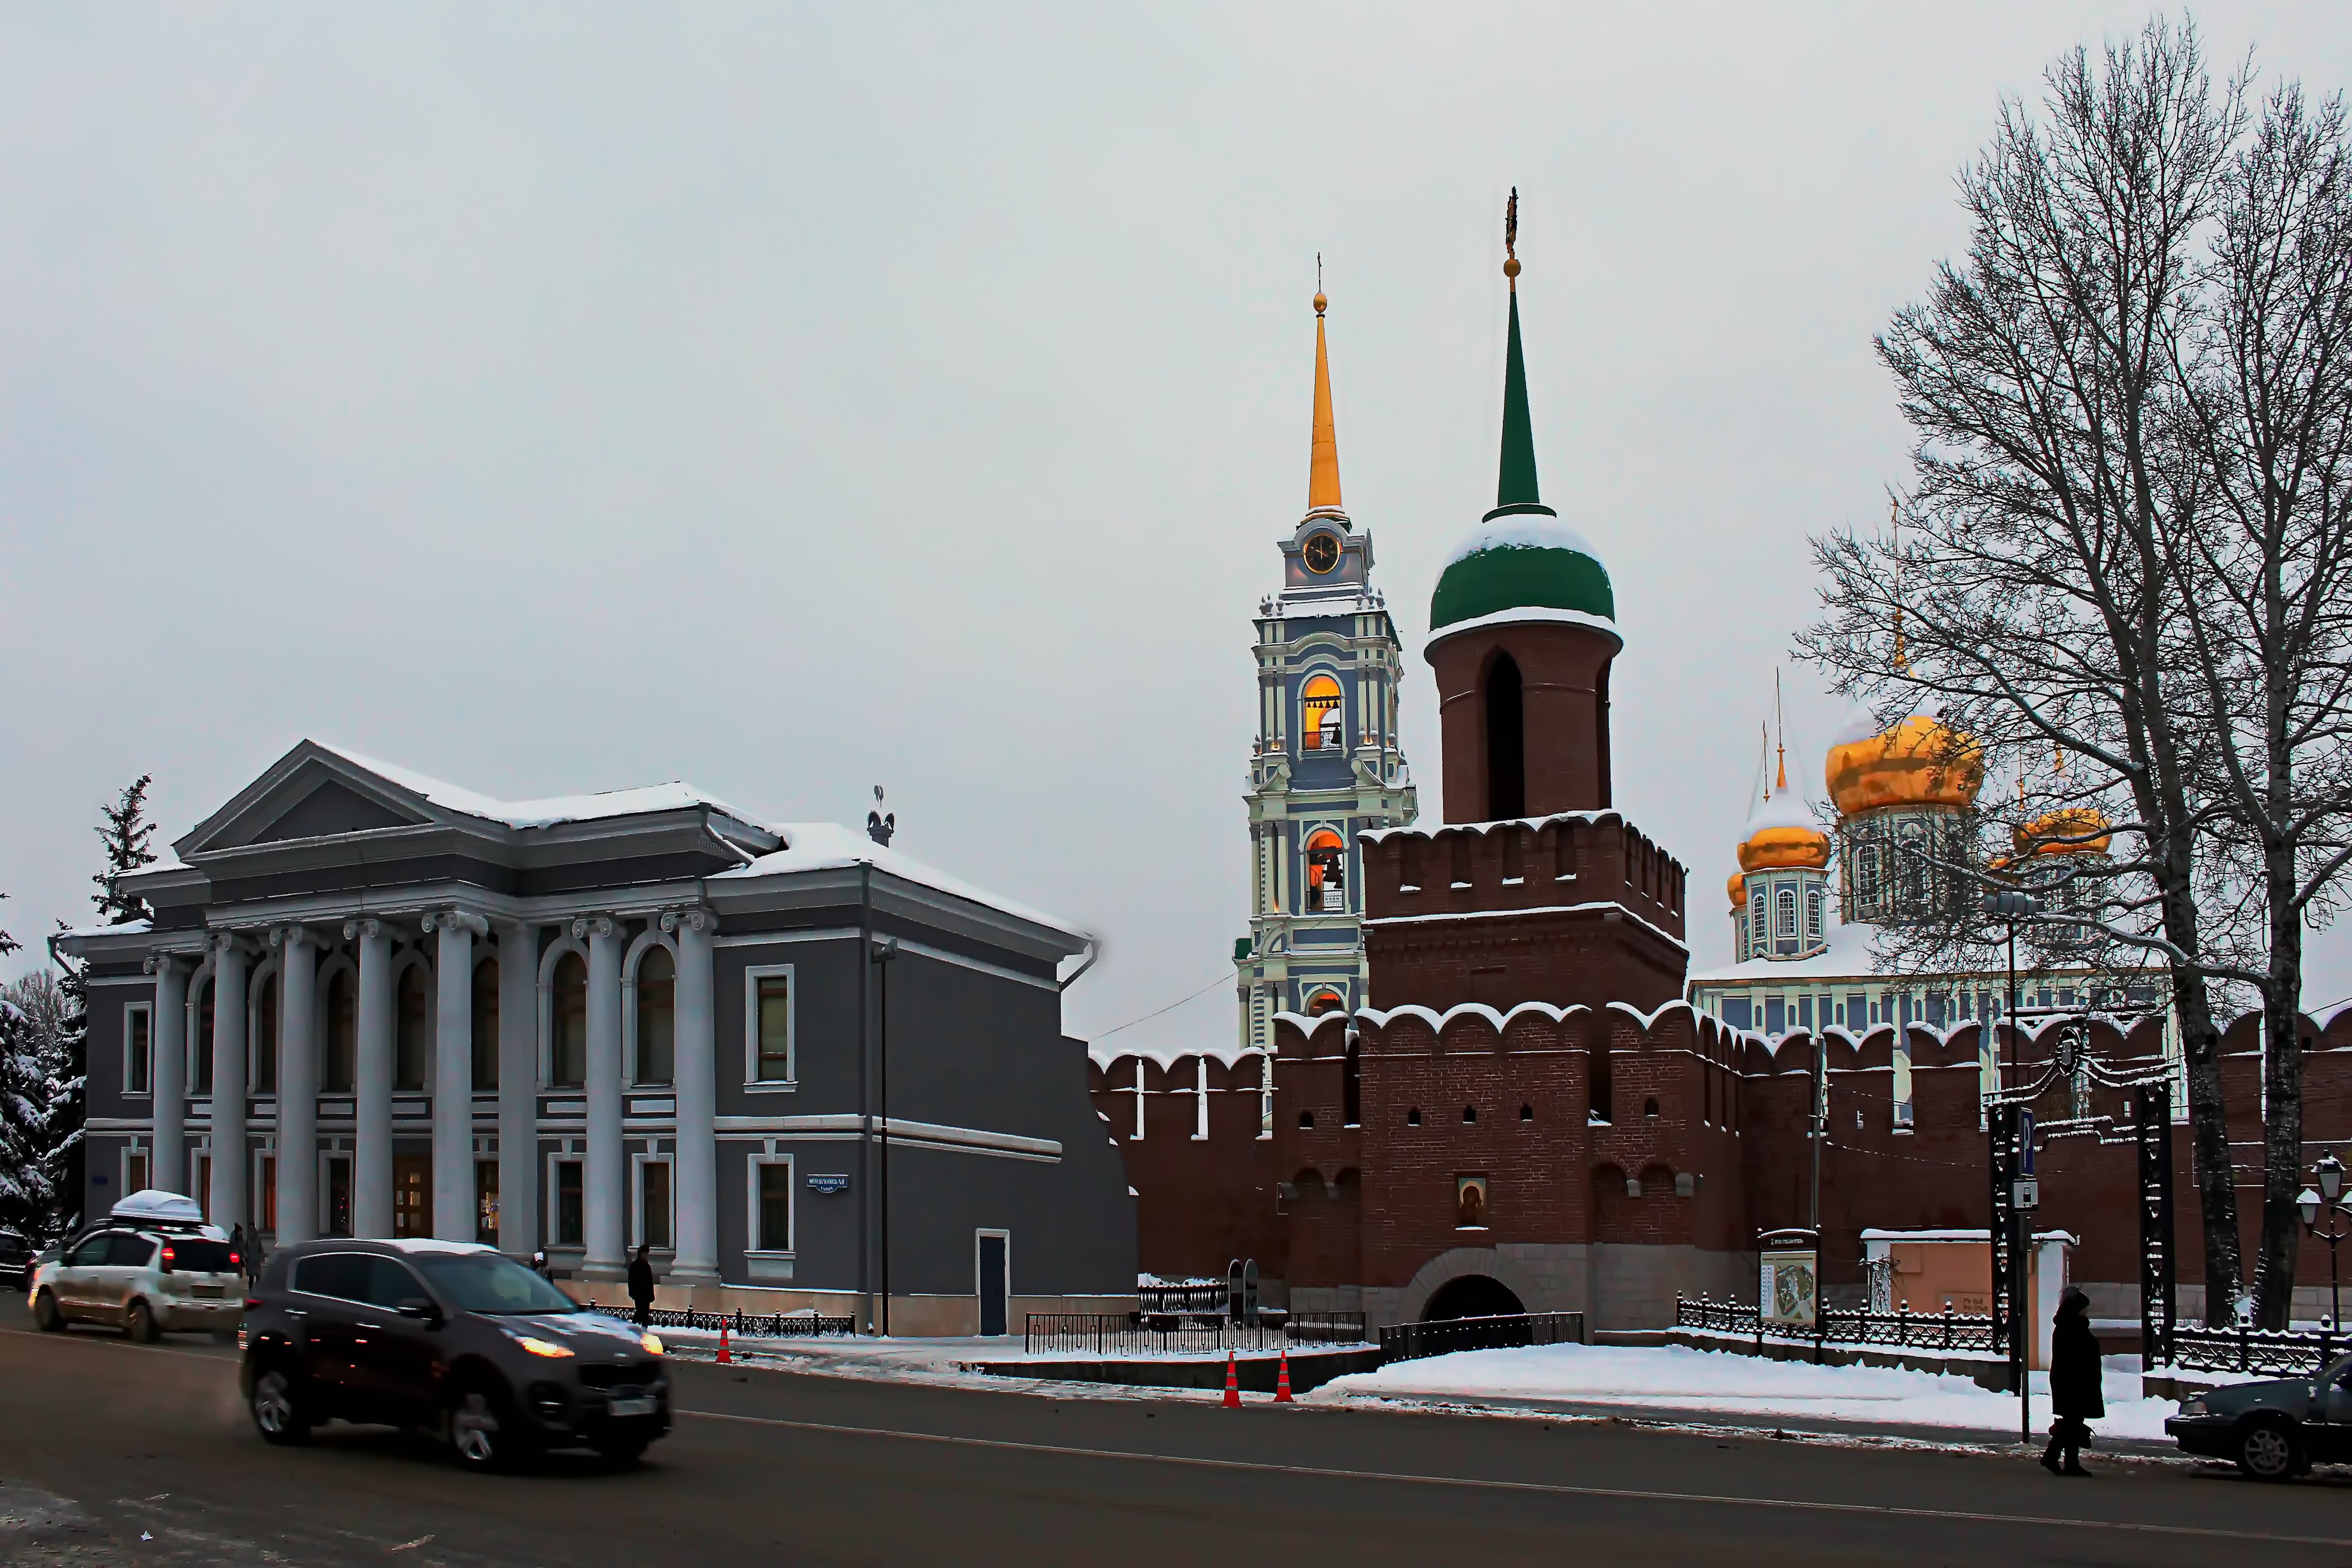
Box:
[1429,506,1614,631]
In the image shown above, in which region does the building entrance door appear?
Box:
[392,1155,430,1238]
[977,1232,1008,1336]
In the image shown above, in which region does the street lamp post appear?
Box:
[1980,890,2038,1435]
[2298,1152,2352,1344]
[1980,891,2037,1092]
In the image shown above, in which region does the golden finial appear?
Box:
[1503,187,1521,286]
[1308,261,1342,510]
[1774,669,1788,792]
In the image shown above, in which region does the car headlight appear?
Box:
[511,1335,575,1359]
[640,1333,663,1355]
[2179,1397,2208,1416]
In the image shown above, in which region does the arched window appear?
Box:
[1300,674,1344,752]
[1776,888,1798,939]
[472,958,500,1092]
[1485,653,1525,819]
[1305,988,1345,1016]
[324,969,356,1093]
[1855,842,1882,904]
[195,977,215,1094]
[396,962,432,1091]
[635,946,676,1086]
[253,973,279,1094]
[551,952,588,1088]
[1749,890,1767,946]
[1305,829,1347,913]
[1897,819,1927,906]
[1807,889,1823,941]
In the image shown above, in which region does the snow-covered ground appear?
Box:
[1318,1342,2180,1441]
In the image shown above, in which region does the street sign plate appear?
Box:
[806,1174,851,1195]
[2013,1177,2039,1210]
[2019,1111,2035,1175]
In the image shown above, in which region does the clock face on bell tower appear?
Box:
[1303,531,1341,574]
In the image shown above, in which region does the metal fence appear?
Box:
[1675,1295,1996,1354]
[1137,1282,1231,1314]
[584,1304,860,1338]
[2164,1323,2352,1380]
[1024,1312,1370,1357]
[1378,1311,1587,1366]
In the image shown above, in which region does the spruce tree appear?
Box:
[93,774,158,925]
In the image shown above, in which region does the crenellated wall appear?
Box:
[1093,1004,2352,1328]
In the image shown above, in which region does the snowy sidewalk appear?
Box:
[1313,1342,2179,1447]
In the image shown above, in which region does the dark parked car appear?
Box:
[2165,1353,2352,1480]
[0,1230,32,1291]
[240,1239,669,1470]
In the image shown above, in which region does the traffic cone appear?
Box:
[1274,1348,1294,1403]
[1222,1350,1240,1408]
[717,1318,732,1365]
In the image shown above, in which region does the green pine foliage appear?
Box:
[93,774,157,925]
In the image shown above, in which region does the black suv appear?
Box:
[240,1239,669,1470]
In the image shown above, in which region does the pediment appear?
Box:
[176,743,453,857]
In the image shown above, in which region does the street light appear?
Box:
[1980,891,2038,1092]
[2299,1152,2352,1338]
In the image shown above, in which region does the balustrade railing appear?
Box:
[1378,1311,1586,1365]
[1024,1311,1369,1357]
[2163,1323,2351,1380]
[585,1303,859,1338]
[1675,1295,1996,1354]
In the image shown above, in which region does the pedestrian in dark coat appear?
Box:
[627,1242,656,1328]
[2042,1285,2103,1475]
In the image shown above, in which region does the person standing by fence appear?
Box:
[628,1242,656,1328]
[2042,1286,2102,1475]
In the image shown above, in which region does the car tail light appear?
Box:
[159,1245,175,1273]
[229,1252,241,1270]
[243,1298,260,1311]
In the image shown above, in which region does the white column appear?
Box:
[497,921,539,1257]
[427,910,484,1242]
[581,916,626,1280]
[147,954,188,1198]
[273,927,318,1245]
[348,918,395,1237]
[666,907,719,1285]
[209,935,250,1228]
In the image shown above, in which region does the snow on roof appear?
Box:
[715,821,1083,939]
[1445,513,1603,567]
[1686,921,1885,985]
[1741,786,1824,839]
[112,1189,204,1224]
[314,741,769,833]
[1831,701,1885,747]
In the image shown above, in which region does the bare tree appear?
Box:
[2171,81,2352,1324]
[1801,18,2257,1318]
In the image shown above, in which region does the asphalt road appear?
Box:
[1,1313,2348,1568]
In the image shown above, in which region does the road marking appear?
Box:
[684,1408,2352,1548]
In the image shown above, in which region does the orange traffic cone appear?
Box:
[1222,1350,1241,1408]
[1274,1348,1294,1403]
[717,1318,733,1365]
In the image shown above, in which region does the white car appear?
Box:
[28,1192,246,1342]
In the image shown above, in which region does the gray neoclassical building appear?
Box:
[60,741,1134,1333]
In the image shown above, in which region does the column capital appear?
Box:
[268,923,320,953]
[143,950,192,976]
[572,915,622,941]
[211,930,260,960]
[659,907,718,936]
[421,908,490,937]
[342,917,384,941]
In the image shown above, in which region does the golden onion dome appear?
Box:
[1736,784,1831,873]
[2014,807,2112,859]
[1825,708,1985,817]
[1726,872,1746,910]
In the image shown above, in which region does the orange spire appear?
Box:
[1308,270,1342,511]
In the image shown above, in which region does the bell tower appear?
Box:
[1235,281,1417,1056]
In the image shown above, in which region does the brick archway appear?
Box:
[1395,1247,1553,1324]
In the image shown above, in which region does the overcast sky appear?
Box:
[6,4,2351,1052]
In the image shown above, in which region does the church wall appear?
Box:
[1427,624,1616,821]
